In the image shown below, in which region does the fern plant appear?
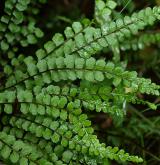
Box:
[0,0,160,164]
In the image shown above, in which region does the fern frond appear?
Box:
[32,6,160,60]
[0,131,53,164]
[95,0,117,25]
[3,7,160,81]
[3,55,159,97]
[1,114,143,164]
[0,0,44,53]
[120,31,160,51]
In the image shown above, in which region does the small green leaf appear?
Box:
[56,57,65,68]
[60,110,68,121]
[4,104,12,114]
[52,108,60,118]
[75,33,85,48]
[22,121,30,131]
[1,40,9,51]
[36,49,46,60]
[59,97,67,108]
[52,33,64,46]
[96,59,106,69]
[94,71,104,81]
[35,28,44,38]
[37,105,45,115]
[8,23,20,33]
[61,138,68,147]
[107,1,117,9]
[13,11,23,23]
[147,102,157,110]
[43,128,52,140]
[84,71,95,82]
[37,60,47,72]
[1,145,11,159]
[50,121,59,130]
[64,56,75,68]
[64,27,74,38]
[16,3,27,11]
[72,22,83,33]
[96,0,105,10]
[102,8,111,17]
[113,77,122,87]
[51,133,60,143]
[19,157,28,165]
[62,150,73,163]
[19,0,30,5]
[70,88,78,97]
[10,151,19,163]
[27,34,37,44]
[44,41,55,53]
[86,57,96,69]
[29,104,38,115]
[75,58,85,69]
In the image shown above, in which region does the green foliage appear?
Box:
[0,0,160,164]
[95,0,117,25]
[0,0,45,61]
[120,32,160,51]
